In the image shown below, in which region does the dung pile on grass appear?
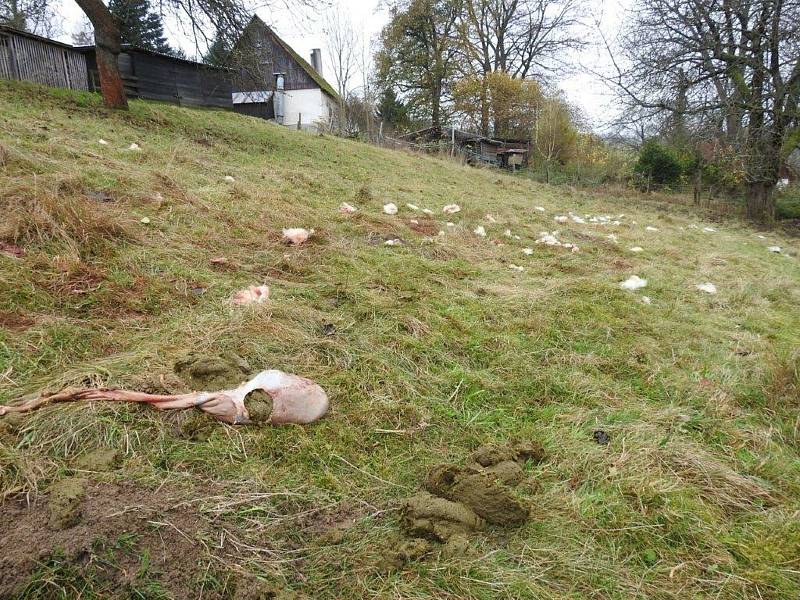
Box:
[387,441,544,569]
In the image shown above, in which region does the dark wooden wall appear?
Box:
[233,102,274,120]
[85,49,232,109]
[232,21,318,93]
[0,29,88,91]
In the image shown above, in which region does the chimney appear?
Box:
[310,49,322,75]
[273,73,285,125]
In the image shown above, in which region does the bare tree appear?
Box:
[322,5,359,132]
[609,0,800,222]
[323,6,359,99]
[72,16,95,46]
[1,0,59,36]
[457,0,587,134]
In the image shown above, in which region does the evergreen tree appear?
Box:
[375,88,409,130]
[203,30,230,66]
[108,0,174,55]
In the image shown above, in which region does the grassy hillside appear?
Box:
[1,80,799,600]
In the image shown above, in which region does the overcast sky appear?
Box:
[55,0,631,130]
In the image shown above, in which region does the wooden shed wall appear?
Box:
[85,49,232,108]
[0,31,88,91]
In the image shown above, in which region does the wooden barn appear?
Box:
[77,45,232,109]
[230,16,339,130]
[0,25,88,91]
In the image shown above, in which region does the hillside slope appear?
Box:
[1,80,799,600]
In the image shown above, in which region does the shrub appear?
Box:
[634,140,684,186]
[775,186,800,220]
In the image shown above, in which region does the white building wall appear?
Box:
[282,88,334,131]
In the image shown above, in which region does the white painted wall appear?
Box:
[282,88,335,131]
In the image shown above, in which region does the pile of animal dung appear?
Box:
[390,440,544,566]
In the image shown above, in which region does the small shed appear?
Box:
[0,25,88,91]
[496,148,528,171]
[78,45,232,108]
[401,126,531,169]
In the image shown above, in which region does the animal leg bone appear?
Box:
[0,370,329,425]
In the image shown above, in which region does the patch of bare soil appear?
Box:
[408,218,440,236]
[0,481,216,598]
[0,310,34,331]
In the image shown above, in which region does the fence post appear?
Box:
[297,113,302,130]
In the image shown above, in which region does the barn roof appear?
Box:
[73,44,233,72]
[242,16,339,101]
[0,24,79,50]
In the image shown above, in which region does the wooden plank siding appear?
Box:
[0,28,88,91]
[231,17,337,99]
[82,48,232,109]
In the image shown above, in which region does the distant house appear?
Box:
[0,25,88,91]
[78,45,232,109]
[230,16,339,130]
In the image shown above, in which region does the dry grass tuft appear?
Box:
[0,179,129,256]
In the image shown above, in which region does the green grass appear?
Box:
[1,79,799,599]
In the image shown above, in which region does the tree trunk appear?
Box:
[431,84,441,130]
[745,182,775,223]
[479,80,489,136]
[693,167,701,205]
[75,0,127,109]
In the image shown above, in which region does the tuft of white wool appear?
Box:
[485,214,497,223]
[224,175,235,183]
[536,232,562,246]
[570,214,586,224]
[696,282,717,294]
[509,264,524,272]
[513,234,521,240]
[563,243,580,253]
[384,238,402,246]
[534,206,546,212]
[554,215,569,223]
[438,230,445,236]
[767,246,782,253]
[640,296,652,305]
[383,203,398,215]
[620,275,648,290]
[128,143,140,151]
[629,246,644,253]
[757,234,766,239]
[98,139,108,145]
[522,248,534,255]
[473,225,487,237]
[607,234,618,242]
[140,217,151,224]
[504,229,512,237]
[703,226,717,233]
[646,226,659,232]
[442,204,461,214]
[446,222,455,227]
[282,228,314,245]
[339,202,357,214]
[406,203,420,210]
[422,208,434,215]
[410,219,419,224]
